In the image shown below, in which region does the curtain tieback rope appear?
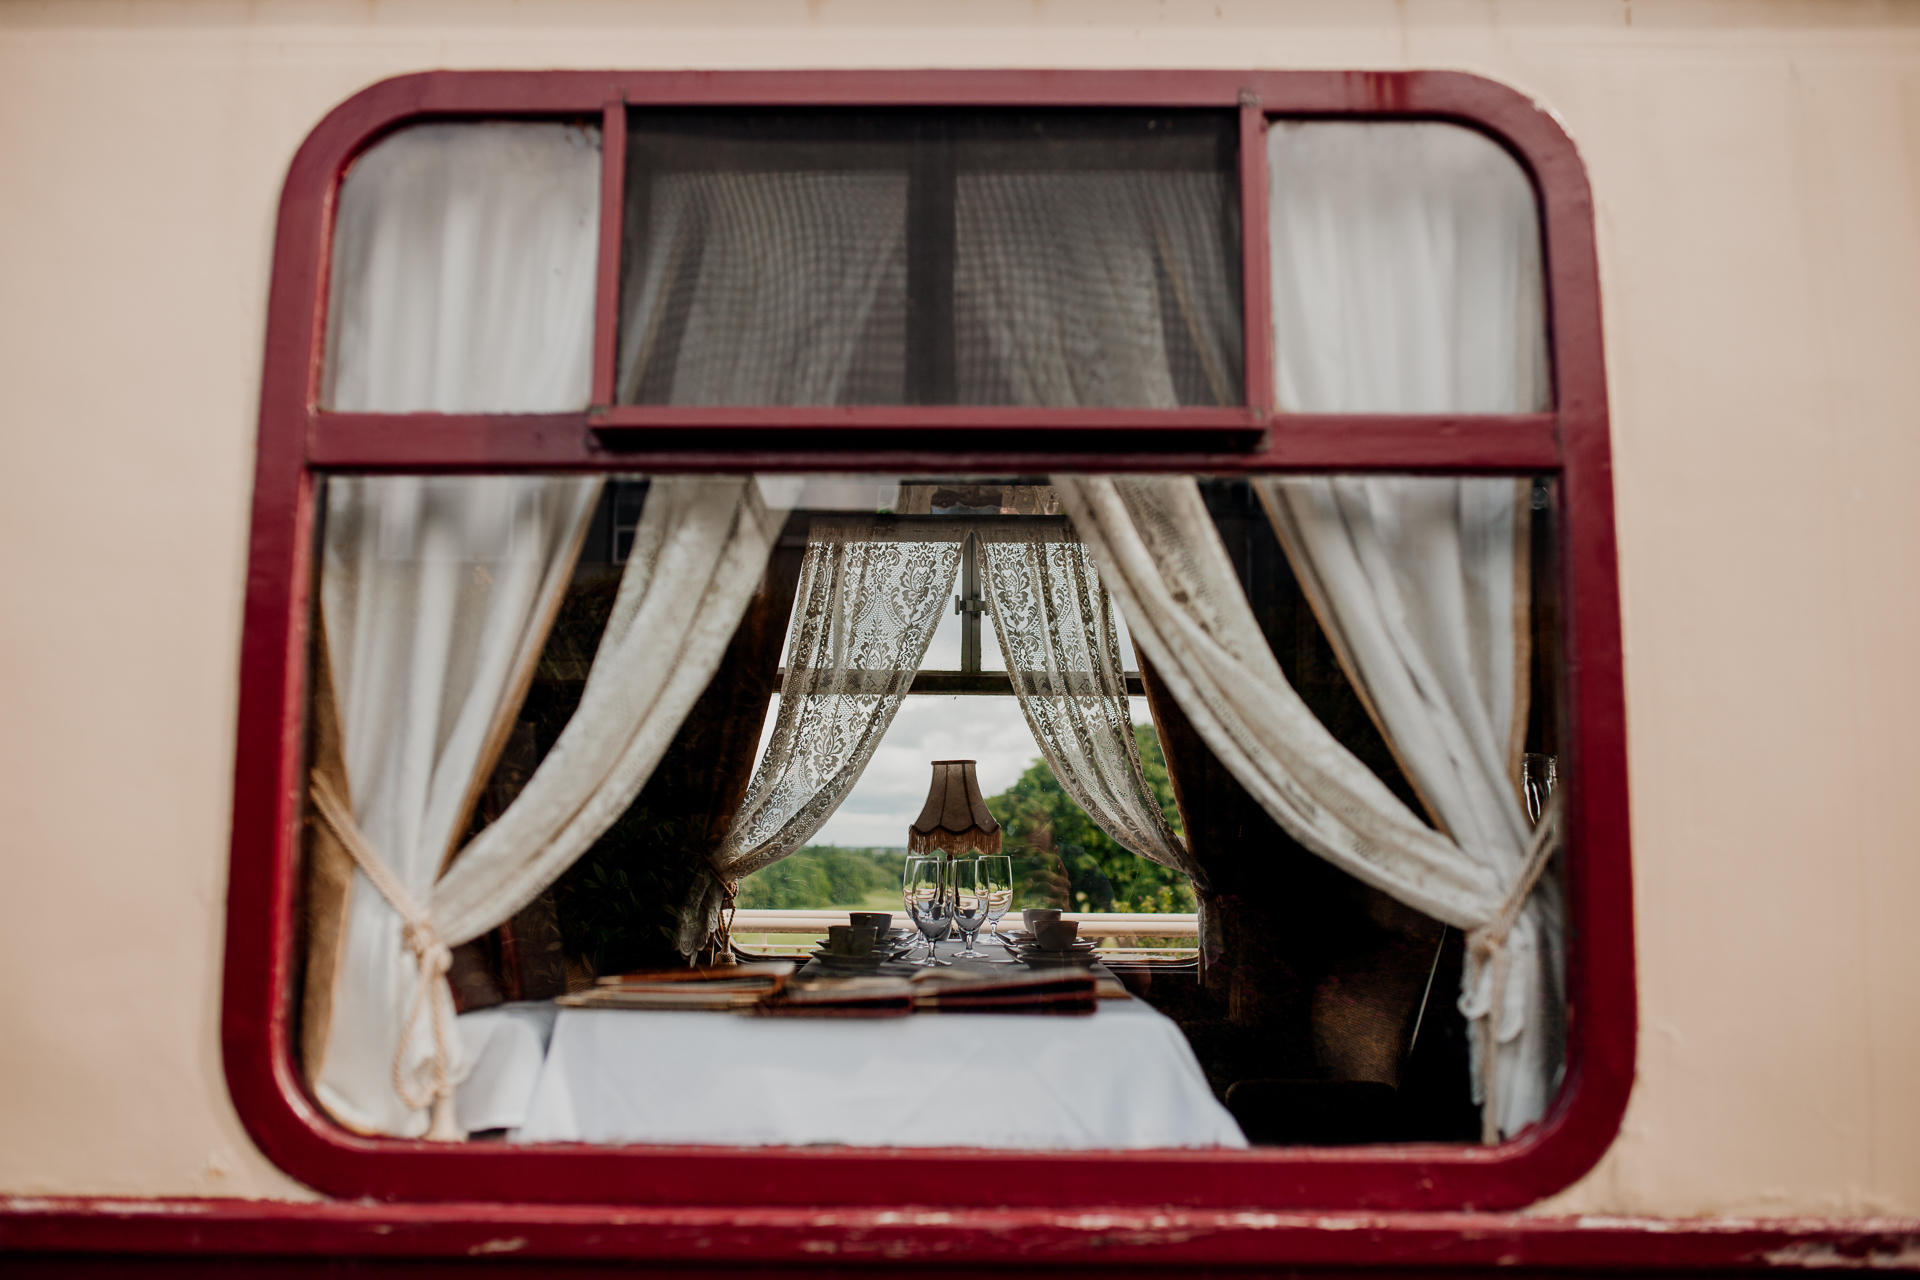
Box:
[309,772,463,1142]
[1464,788,1564,1145]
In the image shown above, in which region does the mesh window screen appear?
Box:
[617,111,1242,408]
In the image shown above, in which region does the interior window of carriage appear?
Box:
[615,109,1242,408]
[290,103,1574,1156]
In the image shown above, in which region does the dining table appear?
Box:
[454,937,1247,1150]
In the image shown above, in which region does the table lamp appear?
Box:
[908,759,1003,856]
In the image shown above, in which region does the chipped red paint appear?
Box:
[5,1199,1919,1273]
[185,67,1642,1266]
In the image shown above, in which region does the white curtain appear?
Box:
[978,525,1200,887]
[325,122,600,414]
[1260,121,1558,1139]
[617,171,908,404]
[1052,477,1559,1141]
[312,124,790,1138]
[955,172,1241,406]
[317,477,784,1137]
[1266,121,1547,416]
[313,121,605,1137]
[1261,477,1556,1138]
[690,519,961,950]
[316,476,598,1138]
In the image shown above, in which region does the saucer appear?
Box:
[1017,950,1100,967]
[810,950,889,973]
[1015,939,1098,953]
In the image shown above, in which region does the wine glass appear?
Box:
[903,856,953,966]
[980,855,1015,948]
[1522,753,1558,824]
[950,858,991,959]
[901,855,931,957]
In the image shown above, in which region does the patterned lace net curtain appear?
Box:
[687,519,961,951]
[978,526,1201,888]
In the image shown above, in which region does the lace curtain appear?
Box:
[686,519,961,950]
[978,525,1200,887]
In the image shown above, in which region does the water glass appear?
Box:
[901,857,931,956]
[950,858,991,959]
[903,856,953,966]
[980,855,1014,944]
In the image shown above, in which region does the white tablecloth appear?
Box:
[454,1001,559,1134]
[511,995,1247,1150]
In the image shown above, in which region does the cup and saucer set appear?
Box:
[997,908,1101,968]
[809,911,917,974]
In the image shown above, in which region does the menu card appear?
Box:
[558,961,796,1011]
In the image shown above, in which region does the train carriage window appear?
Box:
[234,73,1626,1212]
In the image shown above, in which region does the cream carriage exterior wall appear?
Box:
[1,0,1916,1218]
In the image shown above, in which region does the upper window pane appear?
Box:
[1267,121,1549,414]
[617,110,1243,407]
[322,122,602,414]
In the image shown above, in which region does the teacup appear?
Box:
[849,911,893,935]
[1022,908,1062,933]
[825,924,878,956]
[1034,919,1080,951]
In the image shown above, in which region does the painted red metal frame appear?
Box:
[8,1200,1920,1273]
[219,68,1633,1229]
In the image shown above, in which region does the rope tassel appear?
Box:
[310,772,464,1142]
[1465,789,1563,1145]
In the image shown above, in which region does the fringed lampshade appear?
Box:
[908,759,1003,856]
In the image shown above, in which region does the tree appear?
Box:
[984,724,1195,914]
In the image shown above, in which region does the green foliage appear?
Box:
[986,724,1195,914]
[730,726,1192,917]
[735,846,902,909]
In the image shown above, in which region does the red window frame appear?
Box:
[225,68,1631,1211]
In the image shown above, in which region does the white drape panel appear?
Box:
[317,476,599,1137]
[1260,478,1557,1137]
[325,122,600,414]
[617,172,908,404]
[955,172,1242,406]
[691,521,961,949]
[1051,478,1488,912]
[1259,121,1559,1139]
[435,479,789,945]
[1266,121,1548,415]
[978,526,1200,886]
[314,123,793,1136]
[1052,477,1560,1138]
[314,121,605,1137]
[318,478,783,1136]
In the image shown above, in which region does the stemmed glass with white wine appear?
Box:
[903,856,954,966]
